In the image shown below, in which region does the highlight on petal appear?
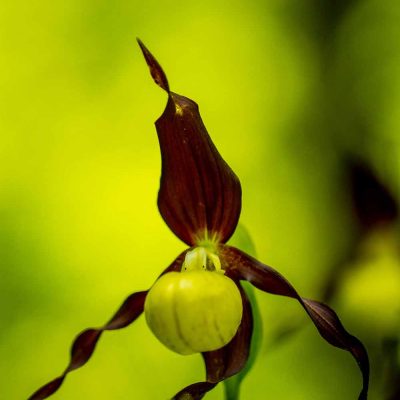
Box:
[138,40,242,246]
[172,283,253,399]
[220,245,370,400]
[28,252,186,400]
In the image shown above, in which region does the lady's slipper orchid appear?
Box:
[28,40,370,400]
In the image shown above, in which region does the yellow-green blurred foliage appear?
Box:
[1,0,399,399]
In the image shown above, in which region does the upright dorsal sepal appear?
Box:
[137,38,170,92]
[137,39,242,246]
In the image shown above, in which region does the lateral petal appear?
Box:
[28,291,147,400]
[220,245,370,400]
[173,382,217,400]
[28,251,186,400]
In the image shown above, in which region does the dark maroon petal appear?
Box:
[28,291,146,400]
[137,38,169,92]
[67,328,102,372]
[138,40,242,246]
[27,377,65,400]
[28,252,186,400]
[173,382,217,400]
[220,245,370,400]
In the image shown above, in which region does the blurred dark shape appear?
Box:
[322,155,399,302]
[347,157,399,233]
[314,0,359,40]
[268,155,399,347]
[267,322,304,348]
[382,337,400,400]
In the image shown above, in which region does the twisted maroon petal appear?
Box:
[172,283,253,399]
[173,382,217,400]
[137,38,169,92]
[138,40,242,246]
[28,252,186,400]
[220,245,370,400]
[28,292,147,400]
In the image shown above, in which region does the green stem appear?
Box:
[223,377,241,400]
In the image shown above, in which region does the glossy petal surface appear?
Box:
[221,245,370,400]
[138,40,242,245]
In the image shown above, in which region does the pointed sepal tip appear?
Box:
[137,38,170,92]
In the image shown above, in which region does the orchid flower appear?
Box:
[28,40,370,400]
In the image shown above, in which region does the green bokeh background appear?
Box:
[1,0,399,399]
